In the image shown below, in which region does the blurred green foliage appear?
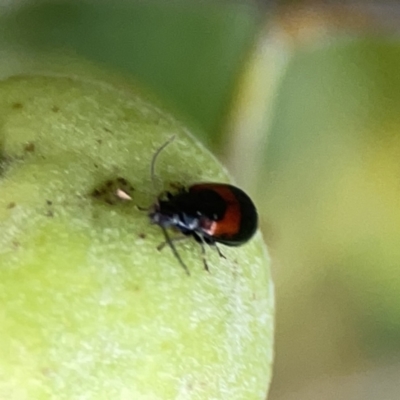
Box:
[260,36,400,397]
[0,0,260,145]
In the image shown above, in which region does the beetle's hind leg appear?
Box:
[212,243,226,260]
[196,235,211,272]
[157,235,188,251]
[159,227,190,275]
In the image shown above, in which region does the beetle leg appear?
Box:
[157,235,188,251]
[160,226,190,276]
[196,235,210,272]
[213,243,226,259]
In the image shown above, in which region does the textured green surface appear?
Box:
[0,75,273,399]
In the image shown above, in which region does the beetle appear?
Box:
[147,136,258,275]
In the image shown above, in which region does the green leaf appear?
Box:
[0,74,273,399]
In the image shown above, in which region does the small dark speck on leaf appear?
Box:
[12,240,20,248]
[7,202,16,209]
[103,127,112,133]
[116,177,129,186]
[138,233,146,239]
[11,102,23,109]
[51,106,60,112]
[92,189,102,198]
[41,368,54,377]
[97,139,102,145]
[46,200,53,206]
[24,142,35,153]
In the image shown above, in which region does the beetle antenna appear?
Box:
[150,135,176,192]
[161,226,190,276]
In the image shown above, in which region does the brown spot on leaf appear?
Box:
[46,210,54,217]
[24,142,35,153]
[7,202,16,209]
[91,189,102,198]
[11,102,23,109]
[116,177,128,186]
[51,105,60,112]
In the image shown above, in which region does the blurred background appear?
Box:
[1,0,399,399]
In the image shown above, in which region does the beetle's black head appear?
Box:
[148,199,179,228]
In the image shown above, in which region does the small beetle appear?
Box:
[147,136,258,275]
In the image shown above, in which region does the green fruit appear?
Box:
[0,75,273,399]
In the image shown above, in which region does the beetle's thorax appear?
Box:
[149,200,201,232]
